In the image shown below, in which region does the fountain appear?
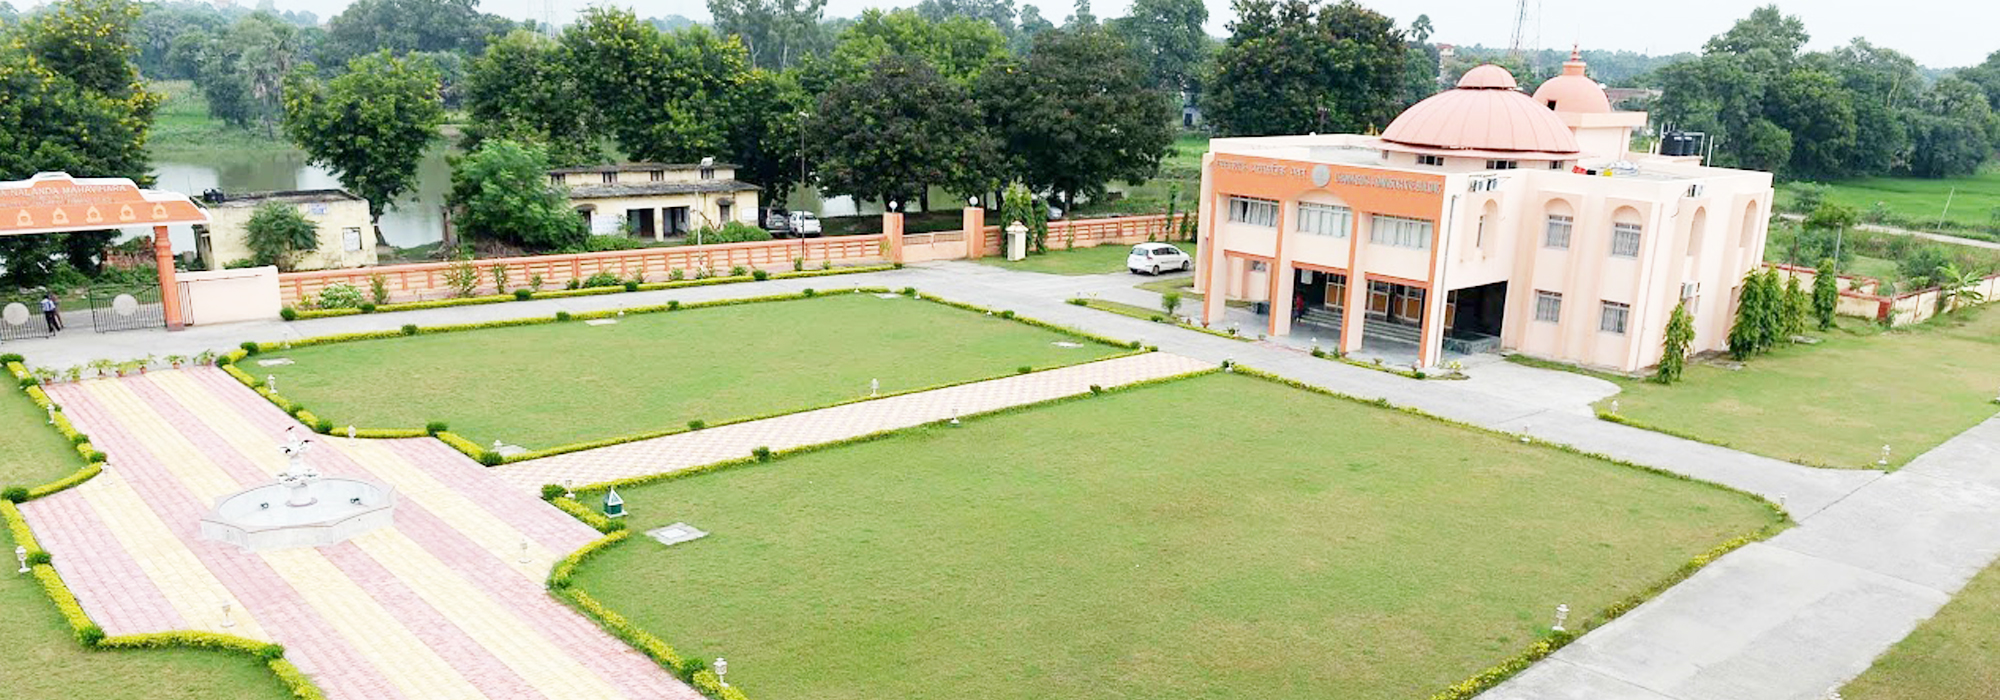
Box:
[200,427,397,552]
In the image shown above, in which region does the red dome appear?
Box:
[1380,64,1580,155]
[1533,48,1612,113]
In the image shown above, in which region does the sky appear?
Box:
[176,0,2000,68]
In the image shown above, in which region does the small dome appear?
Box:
[1380,64,1580,155]
[1533,48,1612,114]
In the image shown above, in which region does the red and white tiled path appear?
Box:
[494,352,1216,490]
[20,368,700,700]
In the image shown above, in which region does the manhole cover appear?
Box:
[646,522,708,546]
[112,294,139,316]
[1,303,27,326]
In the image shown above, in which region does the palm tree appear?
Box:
[1935,264,1988,313]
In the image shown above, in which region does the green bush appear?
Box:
[77,624,105,646]
[514,289,533,301]
[1016,365,1032,374]
[731,265,748,277]
[669,268,686,281]
[241,341,261,355]
[540,484,566,501]
[623,281,639,292]
[556,311,573,321]
[68,433,88,446]
[753,446,773,461]
[667,300,681,310]
[1067,297,1088,306]
[1088,384,1103,395]
[582,271,622,288]
[1,487,26,502]
[999,310,1015,319]
[900,287,916,296]
[26,550,50,565]
[279,307,299,321]
[478,451,502,466]
[0,353,23,364]
[317,283,365,309]
[358,302,376,313]
[802,288,816,297]
[395,323,418,336]
[687,419,705,431]
[752,269,770,281]
[425,421,448,435]
[314,418,334,434]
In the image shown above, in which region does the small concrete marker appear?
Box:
[255,358,294,367]
[646,522,709,546]
[584,319,618,326]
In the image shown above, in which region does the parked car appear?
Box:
[787,211,822,237]
[763,209,793,237]
[1127,243,1192,275]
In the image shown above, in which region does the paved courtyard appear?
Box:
[23,368,698,700]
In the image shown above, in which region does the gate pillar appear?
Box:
[154,225,183,331]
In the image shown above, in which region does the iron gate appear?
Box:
[87,284,166,333]
[0,292,54,340]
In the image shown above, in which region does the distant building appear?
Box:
[1195,50,1774,371]
[198,189,376,271]
[549,162,762,240]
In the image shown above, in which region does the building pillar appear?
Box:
[1200,197,1227,327]
[1266,205,1293,337]
[655,207,667,242]
[154,225,184,331]
[884,210,905,263]
[1417,284,1448,367]
[960,205,983,260]
[1340,213,1371,354]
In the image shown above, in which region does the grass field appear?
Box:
[978,241,1197,275]
[1598,305,2000,469]
[1842,558,2000,700]
[263,294,1126,448]
[146,80,291,155]
[0,385,84,490]
[575,373,1778,700]
[1778,163,2000,233]
[0,392,289,699]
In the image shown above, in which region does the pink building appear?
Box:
[1195,54,1773,371]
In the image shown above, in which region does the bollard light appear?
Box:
[715,657,729,687]
[870,378,880,397]
[1878,444,1891,467]
[518,540,531,564]
[950,408,960,427]
[14,545,26,574]
[347,425,357,439]
[1610,399,1619,415]
[47,405,54,425]
[1552,603,1570,632]
[563,478,576,500]
[221,602,235,628]
[267,374,277,392]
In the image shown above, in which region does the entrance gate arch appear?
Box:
[0,172,209,332]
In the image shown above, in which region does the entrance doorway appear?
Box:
[627,208,656,237]
[1366,281,1425,326]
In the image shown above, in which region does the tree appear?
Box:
[1756,268,1787,349]
[447,139,586,251]
[1898,245,1952,289]
[999,180,1048,254]
[980,27,1173,214]
[802,8,1009,92]
[1205,0,1407,137]
[1014,4,1055,51]
[321,0,513,66]
[812,53,994,208]
[244,201,320,271]
[1107,0,1206,94]
[281,51,445,227]
[189,13,301,135]
[1935,263,1987,313]
[0,0,159,284]
[1812,257,1839,330]
[719,69,813,205]
[1656,301,1693,383]
[708,0,830,70]
[1065,0,1095,27]
[463,30,601,166]
[562,9,748,163]
[1781,273,1808,339]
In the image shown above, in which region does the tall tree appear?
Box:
[322,0,513,66]
[1107,0,1206,94]
[914,0,1017,34]
[1014,4,1055,51]
[707,0,830,70]
[1656,301,1693,383]
[719,69,814,205]
[1205,0,1406,137]
[1064,0,1095,27]
[463,30,601,166]
[281,51,445,227]
[562,8,748,163]
[243,201,320,271]
[0,0,159,283]
[1811,258,1839,330]
[803,8,1008,92]
[812,53,993,208]
[980,26,1173,214]
[191,13,301,135]
[447,139,586,251]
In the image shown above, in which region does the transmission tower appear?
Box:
[1507,0,1541,61]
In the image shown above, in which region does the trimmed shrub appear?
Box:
[358,303,376,314]
[623,281,639,292]
[1067,297,1088,306]
[753,446,773,461]
[400,324,419,336]
[667,300,681,310]
[1088,384,1104,395]
[540,484,566,501]
[687,419,705,431]
[479,451,503,466]
[240,341,260,356]
[999,310,1015,319]
[279,307,299,321]
[515,289,533,301]
[2,487,26,502]
[900,287,916,296]
[751,269,770,281]
[0,353,22,364]
[1016,365,1032,374]
[556,311,573,321]
[802,288,816,297]
[26,550,51,565]
[425,421,448,436]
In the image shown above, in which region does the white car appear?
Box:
[787,211,822,237]
[1127,243,1192,275]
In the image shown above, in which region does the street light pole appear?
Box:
[797,110,809,264]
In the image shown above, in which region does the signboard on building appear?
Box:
[0,172,209,236]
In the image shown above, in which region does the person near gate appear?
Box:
[41,292,62,333]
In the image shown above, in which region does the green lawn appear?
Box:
[1599,305,2000,469]
[575,373,1777,700]
[1778,163,2000,233]
[1843,558,2000,700]
[0,386,82,490]
[979,241,1197,275]
[146,79,291,155]
[0,395,289,699]
[264,294,1125,449]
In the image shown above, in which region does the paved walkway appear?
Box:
[497,352,1214,490]
[22,368,697,700]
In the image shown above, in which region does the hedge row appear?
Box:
[544,494,626,534]
[1068,297,1247,343]
[1220,365,1790,700]
[2,362,106,501]
[286,265,897,320]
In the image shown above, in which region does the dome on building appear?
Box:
[1533,47,1612,114]
[1380,64,1580,156]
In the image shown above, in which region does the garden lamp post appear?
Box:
[47,405,54,425]
[715,657,729,687]
[1552,603,1570,632]
[221,602,235,628]
[798,111,810,264]
[1878,445,1891,467]
[267,374,276,392]
[14,545,26,574]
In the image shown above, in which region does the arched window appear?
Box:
[1542,199,1576,250]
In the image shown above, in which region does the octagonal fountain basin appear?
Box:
[199,478,397,552]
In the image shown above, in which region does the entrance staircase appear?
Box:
[1296,307,1423,346]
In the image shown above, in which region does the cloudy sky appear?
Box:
[199,0,2000,68]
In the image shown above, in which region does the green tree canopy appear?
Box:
[321,0,513,66]
[189,12,303,135]
[1106,0,1207,93]
[1656,301,1693,383]
[463,30,601,167]
[811,53,994,208]
[707,0,830,70]
[244,200,320,271]
[447,139,587,251]
[1205,0,1407,136]
[281,50,445,225]
[561,8,748,163]
[801,8,1009,92]
[980,26,1173,213]
[1812,257,1839,330]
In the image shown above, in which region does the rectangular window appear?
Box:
[650,170,665,182]
[1544,215,1573,249]
[699,167,716,180]
[1549,160,1566,170]
[1534,291,1562,323]
[1610,223,1643,258]
[1600,301,1631,334]
[342,227,362,252]
[1296,202,1352,237]
[549,174,565,186]
[1369,215,1433,249]
[1417,154,1445,166]
[601,172,616,184]
[1226,196,1279,227]
[1485,159,1518,170]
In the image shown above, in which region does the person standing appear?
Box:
[40,292,62,333]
